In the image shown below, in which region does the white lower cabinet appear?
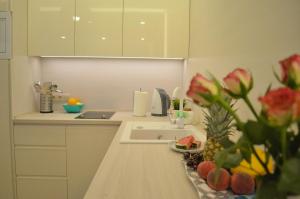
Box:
[13,123,119,199]
[67,125,119,199]
[16,177,68,199]
[15,147,67,176]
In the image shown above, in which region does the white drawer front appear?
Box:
[17,177,67,199]
[14,125,66,146]
[15,147,67,176]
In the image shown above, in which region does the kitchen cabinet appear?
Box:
[14,125,66,146]
[14,124,68,199]
[15,147,67,176]
[28,0,75,56]
[13,123,119,199]
[67,125,118,199]
[17,177,68,199]
[123,0,190,58]
[75,0,123,56]
[28,0,189,58]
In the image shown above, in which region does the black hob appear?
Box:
[75,111,115,119]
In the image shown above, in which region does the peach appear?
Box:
[197,161,216,179]
[207,168,231,191]
[231,172,255,195]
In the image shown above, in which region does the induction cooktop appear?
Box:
[75,111,115,119]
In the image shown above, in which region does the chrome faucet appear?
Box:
[168,110,185,129]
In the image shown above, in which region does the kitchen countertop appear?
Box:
[14,111,201,199]
[13,111,135,125]
[84,116,201,199]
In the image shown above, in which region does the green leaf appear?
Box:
[273,66,283,85]
[237,136,252,163]
[244,120,267,144]
[219,137,234,148]
[256,178,286,199]
[278,158,300,194]
[214,148,242,169]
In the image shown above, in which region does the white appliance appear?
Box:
[151,88,170,116]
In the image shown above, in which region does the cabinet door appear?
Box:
[67,125,119,199]
[123,0,189,58]
[28,0,75,56]
[75,0,123,56]
[15,147,67,176]
[14,125,66,146]
[17,177,67,199]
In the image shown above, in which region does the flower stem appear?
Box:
[244,96,260,120]
[217,98,243,129]
[281,128,287,163]
[250,145,271,175]
[244,95,270,126]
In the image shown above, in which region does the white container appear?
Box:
[133,90,149,117]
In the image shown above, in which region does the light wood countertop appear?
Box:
[84,116,200,199]
[13,112,131,125]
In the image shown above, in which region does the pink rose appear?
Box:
[187,74,219,106]
[223,68,252,97]
[293,92,300,119]
[280,54,300,88]
[259,87,300,126]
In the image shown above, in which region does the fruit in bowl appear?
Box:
[197,161,216,179]
[207,168,231,191]
[63,98,84,113]
[231,172,255,195]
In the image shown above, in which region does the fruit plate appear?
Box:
[182,161,255,199]
[169,141,203,153]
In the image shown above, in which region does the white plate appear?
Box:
[169,140,203,153]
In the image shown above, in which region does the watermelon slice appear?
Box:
[176,135,195,150]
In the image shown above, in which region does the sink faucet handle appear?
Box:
[168,110,185,129]
[168,110,176,124]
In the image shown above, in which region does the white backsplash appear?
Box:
[41,58,183,111]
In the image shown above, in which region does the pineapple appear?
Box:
[203,97,234,161]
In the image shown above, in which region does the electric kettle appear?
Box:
[151,88,170,116]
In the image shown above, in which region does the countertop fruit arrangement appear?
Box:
[63,97,84,113]
[181,96,255,197]
[183,152,256,196]
[175,135,201,150]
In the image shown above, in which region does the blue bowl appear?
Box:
[63,103,84,113]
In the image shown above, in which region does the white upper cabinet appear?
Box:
[28,0,190,58]
[28,0,75,56]
[123,0,190,58]
[75,0,123,56]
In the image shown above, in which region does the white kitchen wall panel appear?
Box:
[41,58,183,111]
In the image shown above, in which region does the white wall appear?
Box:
[41,58,183,111]
[0,0,9,10]
[10,0,41,116]
[188,0,300,120]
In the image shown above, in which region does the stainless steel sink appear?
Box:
[75,111,115,119]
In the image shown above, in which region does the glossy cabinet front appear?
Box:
[28,0,189,58]
[28,0,75,56]
[75,0,123,56]
[123,0,190,58]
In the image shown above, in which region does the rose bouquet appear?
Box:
[187,54,300,198]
